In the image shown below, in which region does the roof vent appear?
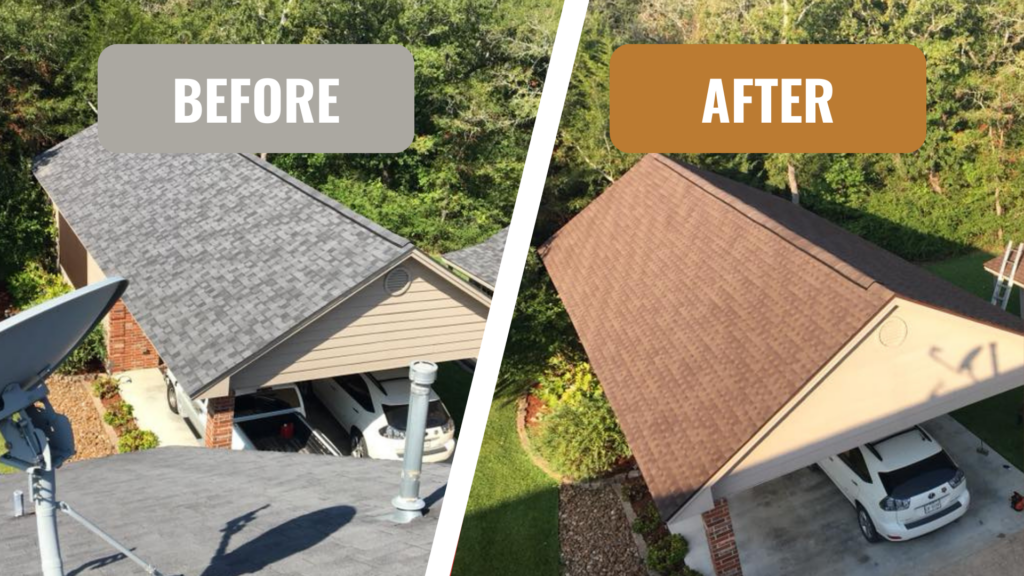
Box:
[384,267,411,296]
[878,317,908,348]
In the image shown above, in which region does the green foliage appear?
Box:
[646,534,693,576]
[118,428,159,453]
[7,262,105,373]
[632,501,661,537]
[533,355,601,408]
[534,394,631,481]
[92,376,120,401]
[103,400,134,429]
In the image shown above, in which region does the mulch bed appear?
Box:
[45,374,117,463]
[559,483,647,576]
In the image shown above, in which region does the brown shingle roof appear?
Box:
[984,247,1024,286]
[540,154,1023,520]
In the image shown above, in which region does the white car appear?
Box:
[312,369,455,462]
[817,426,969,543]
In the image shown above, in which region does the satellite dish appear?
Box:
[0,276,126,393]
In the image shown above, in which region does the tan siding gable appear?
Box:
[232,257,487,391]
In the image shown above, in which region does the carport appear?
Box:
[540,155,1024,576]
[34,125,489,448]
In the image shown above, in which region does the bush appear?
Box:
[102,400,134,429]
[534,394,631,480]
[8,262,106,373]
[91,376,119,400]
[646,534,689,575]
[533,355,601,408]
[632,501,661,536]
[7,262,68,309]
[118,429,159,453]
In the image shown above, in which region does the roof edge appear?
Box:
[238,153,410,249]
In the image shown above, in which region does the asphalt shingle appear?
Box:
[33,126,413,397]
[0,447,446,576]
[540,154,1023,520]
[443,227,508,289]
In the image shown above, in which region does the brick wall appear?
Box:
[702,498,743,576]
[205,395,235,449]
[107,299,160,372]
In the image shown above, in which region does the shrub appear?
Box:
[103,401,134,429]
[632,501,661,537]
[534,394,631,480]
[623,478,648,502]
[118,429,159,453]
[8,262,106,373]
[8,262,68,309]
[533,355,601,408]
[92,376,120,400]
[646,534,689,575]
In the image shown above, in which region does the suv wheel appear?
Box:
[857,504,882,543]
[351,430,368,458]
[166,382,179,415]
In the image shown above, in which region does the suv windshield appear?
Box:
[234,388,300,417]
[382,401,450,431]
[878,452,958,498]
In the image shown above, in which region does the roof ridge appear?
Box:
[649,154,882,292]
[237,153,411,248]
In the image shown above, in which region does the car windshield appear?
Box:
[234,388,300,417]
[878,451,958,498]
[382,401,450,431]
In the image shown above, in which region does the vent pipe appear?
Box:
[391,360,437,523]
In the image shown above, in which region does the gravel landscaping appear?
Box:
[559,483,646,576]
[46,374,116,462]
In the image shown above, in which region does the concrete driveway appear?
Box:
[729,415,1024,576]
[117,368,201,447]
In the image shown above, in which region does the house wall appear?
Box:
[230,256,488,392]
[711,299,1024,499]
[57,210,105,289]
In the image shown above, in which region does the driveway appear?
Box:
[729,415,1024,576]
[117,368,201,447]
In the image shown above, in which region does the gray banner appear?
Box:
[98,44,413,153]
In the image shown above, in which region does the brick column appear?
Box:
[204,395,235,449]
[702,498,743,576]
[107,299,160,372]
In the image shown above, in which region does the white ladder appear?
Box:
[990,241,1023,310]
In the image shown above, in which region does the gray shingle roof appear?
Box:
[443,227,508,289]
[0,447,447,576]
[34,125,413,397]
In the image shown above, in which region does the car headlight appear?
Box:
[879,496,911,511]
[949,469,965,488]
[378,425,405,440]
[441,418,454,434]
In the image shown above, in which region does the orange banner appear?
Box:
[611,44,925,153]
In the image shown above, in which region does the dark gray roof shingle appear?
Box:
[443,227,508,289]
[33,125,412,396]
[0,447,446,576]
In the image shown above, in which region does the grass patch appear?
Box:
[925,250,1022,470]
[433,362,473,438]
[452,395,560,576]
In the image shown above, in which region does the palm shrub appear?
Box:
[535,394,631,480]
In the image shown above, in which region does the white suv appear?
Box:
[817,426,969,543]
[312,369,455,462]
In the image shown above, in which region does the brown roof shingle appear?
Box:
[540,154,1022,520]
[984,247,1024,287]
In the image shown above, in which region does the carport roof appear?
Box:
[540,154,1023,520]
[443,227,508,289]
[0,446,446,575]
[34,125,413,397]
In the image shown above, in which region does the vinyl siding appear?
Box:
[232,257,487,391]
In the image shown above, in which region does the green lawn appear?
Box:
[452,395,561,576]
[925,250,1023,470]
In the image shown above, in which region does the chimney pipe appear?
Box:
[391,360,438,523]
